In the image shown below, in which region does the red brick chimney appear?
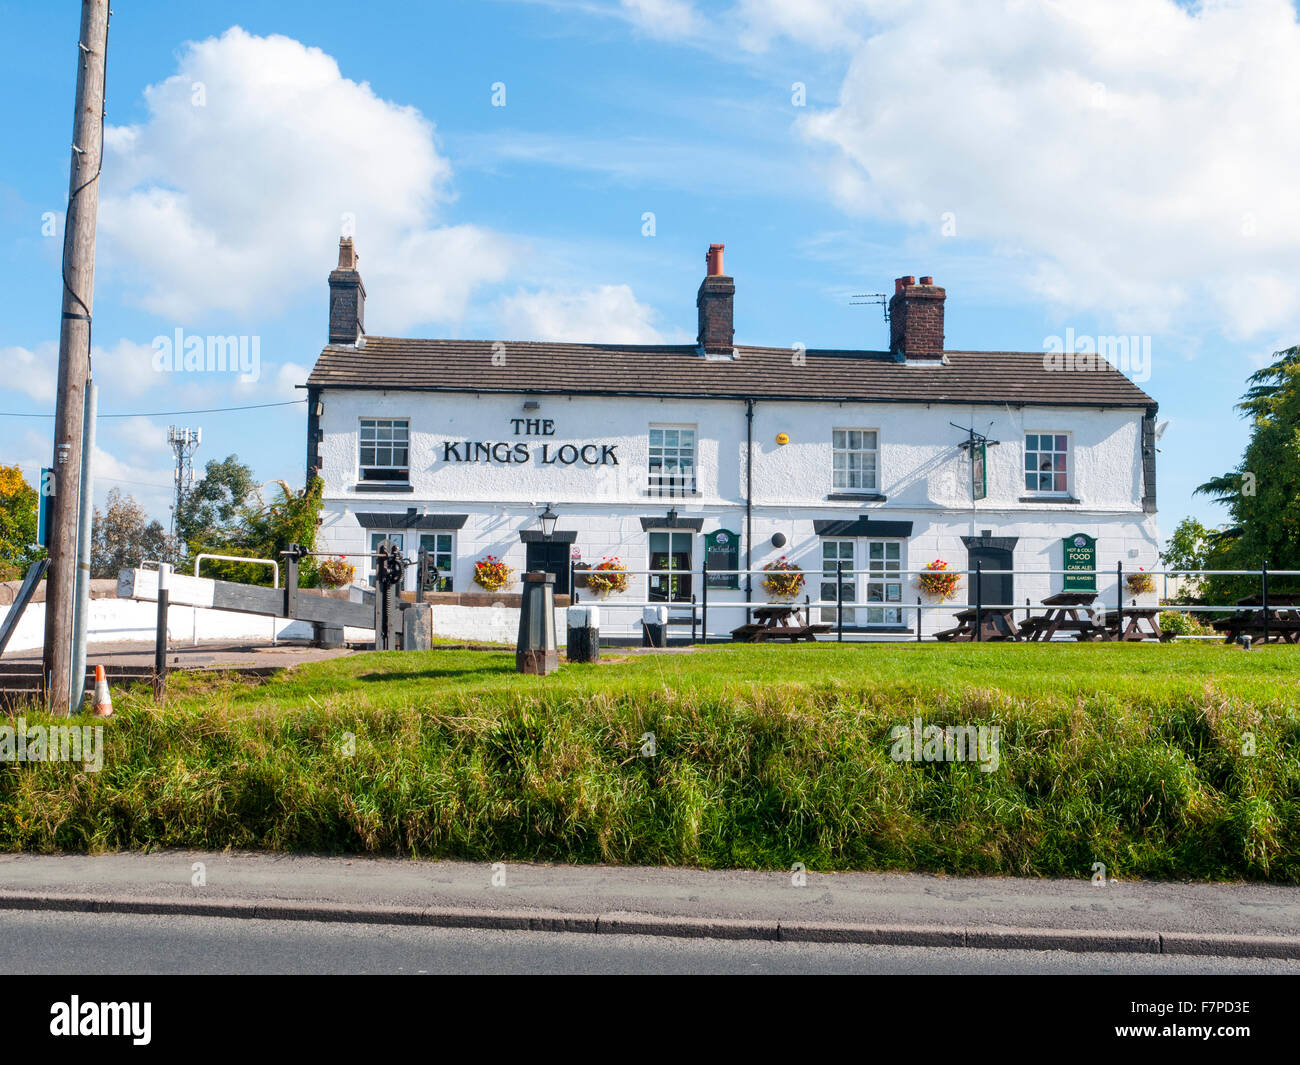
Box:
[328,237,366,345]
[888,275,945,360]
[697,242,734,355]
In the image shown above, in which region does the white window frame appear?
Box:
[1024,431,1071,496]
[832,428,879,493]
[648,424,697,495]
[863,539,904,625]
[820,539,856,625]
[358,417,411,483]
[419,531,455,592]
[367,531,404,587]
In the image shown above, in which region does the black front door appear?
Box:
[525,539,570,596]
[968,546,1013,610]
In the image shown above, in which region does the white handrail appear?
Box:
[193,553,281,646]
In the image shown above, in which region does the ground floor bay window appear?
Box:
[819,537,905,627]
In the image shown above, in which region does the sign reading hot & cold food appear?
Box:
[1062,532,1097,592]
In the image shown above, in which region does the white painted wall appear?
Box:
[313,388,1160,638]
[3,599,313,654]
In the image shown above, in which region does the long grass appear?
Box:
[1,643,1297,880]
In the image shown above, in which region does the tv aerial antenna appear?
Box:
[850,293,890,321]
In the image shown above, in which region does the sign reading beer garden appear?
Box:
[1062,532,1097,592]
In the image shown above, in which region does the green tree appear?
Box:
[91,488,171,579]
[183,468,323,587]
[1158,516,1210,603]
[175,455,257,553]
[1195,344,1300,601]
[0,464,41,580]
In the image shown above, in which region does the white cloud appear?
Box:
[0,342,58,402]
[495,285,677,343]
[620,0,703,39]
[92,338,162,396]
[106,416,169,454]
[101,27,512,333]
[749,0,1300,340]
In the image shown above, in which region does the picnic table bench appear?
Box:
[1212,595,1300,644]
[1019,591,1107,641]
[731,604,832,643]
[1100,606,1170,641]
[935,606,1020,642]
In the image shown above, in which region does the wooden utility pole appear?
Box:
[43,0,110,715]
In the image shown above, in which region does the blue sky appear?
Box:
[3,0,1298,535]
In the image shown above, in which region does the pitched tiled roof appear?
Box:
[305,338,1156,408]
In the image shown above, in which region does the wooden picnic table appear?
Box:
[1101,606,1168,641]
[1213,595,1300,644]
[935,606,1020,642]
[1021,591,1107,642]
[730,604,832,643]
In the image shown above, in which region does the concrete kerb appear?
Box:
[0,891,1296,960]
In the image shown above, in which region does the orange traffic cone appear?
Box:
[92,665,113,717]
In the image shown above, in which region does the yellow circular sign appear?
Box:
[775,432,790,445]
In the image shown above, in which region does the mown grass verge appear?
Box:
[1,643,1297,880]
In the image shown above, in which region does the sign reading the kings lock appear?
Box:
[441,419,619,467]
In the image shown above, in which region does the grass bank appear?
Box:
[1,643,1298,880]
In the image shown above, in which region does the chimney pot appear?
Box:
[697,243,734,354]
[328,237,366,345]
[887,273,945,360]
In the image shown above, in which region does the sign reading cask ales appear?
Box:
[705,529,740,589]
[1062,532,1097,592]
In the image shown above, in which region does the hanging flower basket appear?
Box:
[318,555,356,589]
[473,555,514,592]
[762,556,805,600]
[1126,569,1155,596]
[918,559,960,600]
[585,556,630,596]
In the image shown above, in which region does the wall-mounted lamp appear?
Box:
[666,507,678,526]
[539,503,558,539]
[523,399,541,411]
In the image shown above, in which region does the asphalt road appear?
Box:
[4,910,1298,975]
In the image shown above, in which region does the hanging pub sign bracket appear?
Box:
[951,423,1000,502]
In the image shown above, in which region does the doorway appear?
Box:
[525,538,571,596]
[967,545,1014,609]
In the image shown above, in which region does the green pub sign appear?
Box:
[1062,532,1097,592]
[704,528,740,589]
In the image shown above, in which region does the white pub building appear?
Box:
[305,239,1160,639]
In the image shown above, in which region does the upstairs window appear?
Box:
[1025,433,1068,494]
[649,425,696,495]
[832,429,879,492]
[359,418,409,482]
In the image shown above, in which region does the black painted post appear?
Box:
[836,561,844,642]
[417,545,428,604]
[283,546,299,621]
[700,559,708,645]
[1262,564,1270,644]
[1116,561,1124,641]
[691,594,698,644]
[916,596,922,642]
[974,561,983,642]
[153,563,170,703]
[569,558,577,605]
